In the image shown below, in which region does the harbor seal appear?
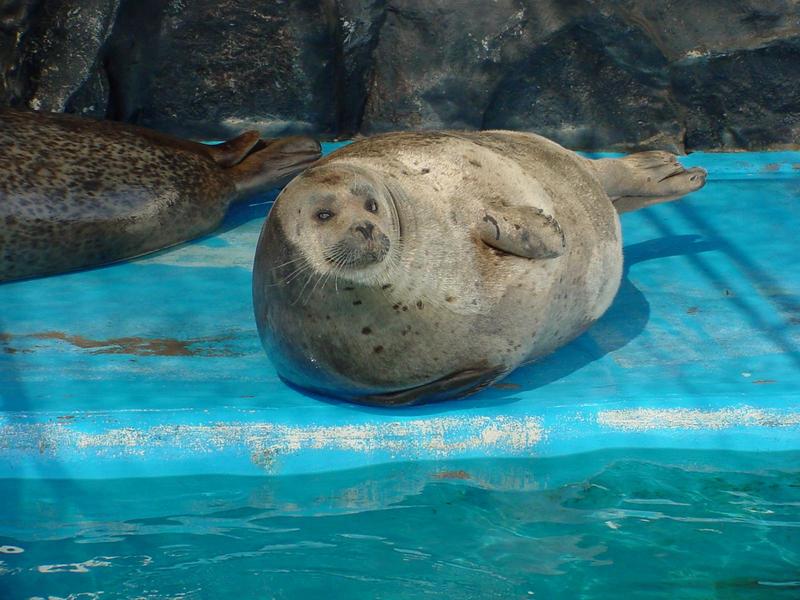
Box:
[253,131,706,406]
[0,108,321,282]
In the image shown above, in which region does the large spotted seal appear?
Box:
[0,109,321,282]
[253,131,706,406]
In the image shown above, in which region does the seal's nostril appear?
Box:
[355,222,374,240]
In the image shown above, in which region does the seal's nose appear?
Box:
[355,222,374,240]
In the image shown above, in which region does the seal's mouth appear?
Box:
[323,235,390,269]
[231,137,322,196]
[258,137,323,178]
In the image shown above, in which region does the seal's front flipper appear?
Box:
[357,365,506,407]
[590,151,707,214]
[230,136,322,196]
[479,206,565,259]
[206,130,261,167]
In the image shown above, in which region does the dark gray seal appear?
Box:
[0,108,321,282]
[253,131,706,406]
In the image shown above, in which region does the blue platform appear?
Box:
[1,148,798,478]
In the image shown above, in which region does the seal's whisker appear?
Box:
[318,266,333,294]
[271,255,308,270]
[291,269,317,306]
[283,259,314,284]
[266,260,313,287]
[305,268,329,304]
[333,249,357,292]
[273,264,306,283]
[319,259,342,294]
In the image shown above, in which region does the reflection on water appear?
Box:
[1,449,799,599]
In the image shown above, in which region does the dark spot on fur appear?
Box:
[343,286,355,291]
[353,300,362,305]
[82,179,102,193]
[362,327,372,335]
[420,167,430,174]
[381,284,392,290]
[402,306,408,311]
[416,300,423,309]
[446,296,455,303]
[373,345,384,354]
[468,159,481,167]
[393,303,400,310]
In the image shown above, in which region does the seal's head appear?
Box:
[278,163,402,285]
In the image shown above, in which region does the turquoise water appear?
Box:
[2,449,799,599]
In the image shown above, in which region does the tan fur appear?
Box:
[253,130,704,405]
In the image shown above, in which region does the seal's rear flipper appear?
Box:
[479,206,566,259]
[230,136,322,196]
[206,130,261,167]
[590,151,707,214]
[357,366,506,407]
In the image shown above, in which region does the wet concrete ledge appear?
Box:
[1,149,799,478]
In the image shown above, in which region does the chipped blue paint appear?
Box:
[0,147,799,478]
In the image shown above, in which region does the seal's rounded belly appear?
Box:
[0,109,320,282]
[253,130,706,406]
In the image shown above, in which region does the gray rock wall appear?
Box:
[2,0,799,151]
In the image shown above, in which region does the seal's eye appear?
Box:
[315,209,334,222]
[365,199,378,213]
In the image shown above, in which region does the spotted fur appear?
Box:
[0,109,320,282]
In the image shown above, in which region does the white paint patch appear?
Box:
[597,407,800,432]
[2,416,544,466]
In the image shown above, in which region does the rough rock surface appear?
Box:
[1,0,798,150]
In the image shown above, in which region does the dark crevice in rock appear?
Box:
[0,0,45,108]
[335,0,388,135]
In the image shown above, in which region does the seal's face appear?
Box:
[312,181,391,269]
[280,165,401,285]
